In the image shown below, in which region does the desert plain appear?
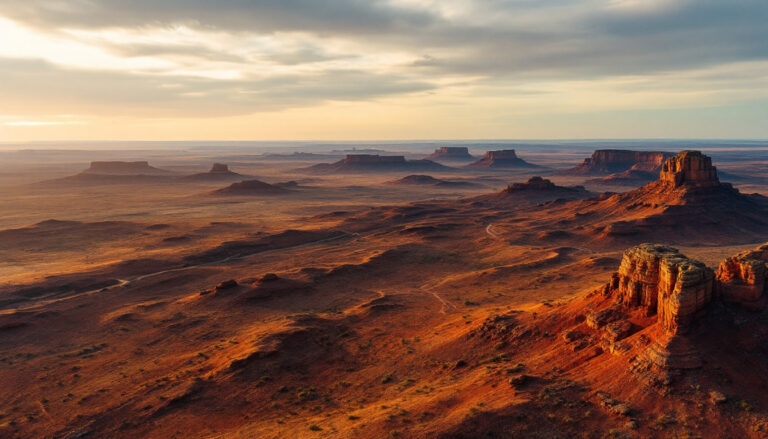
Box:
[3,141,768,438]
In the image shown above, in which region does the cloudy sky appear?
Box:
[1,0,767,141]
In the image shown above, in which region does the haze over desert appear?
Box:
[2,1,768,438]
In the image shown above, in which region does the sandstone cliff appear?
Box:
[716,243,768,310]
[602,244,713,336]
[562,150,672,176]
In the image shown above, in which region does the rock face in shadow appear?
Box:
[211,179,291,196]
[83,161,170,175]
[562,150,672,176]
[465,150,539,169]
[302,154,450,173]
[716,243,768,310]
[425,147,475,162]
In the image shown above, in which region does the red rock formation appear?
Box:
[605,244,713,335]
[716,243,768,310]
[562,150,672,175]
[659,150,720,188]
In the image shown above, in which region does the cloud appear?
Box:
[0,0,436,35]
[0,0,767,123]
[0,57,434,117]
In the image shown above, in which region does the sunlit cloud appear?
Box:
[0,0,766,140]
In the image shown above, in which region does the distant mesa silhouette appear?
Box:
[83,161,171,175]
[389,174,479,188]
[425,147,476,162]
[469,176,593,207]
[562,150,673,177]
[465,150,540,168]
[301,154,451,173]
[35,160,174,186]
[183,163,248,181]
[212,179,292,196]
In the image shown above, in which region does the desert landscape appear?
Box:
[2,1,768,437]
[1,142,768,439]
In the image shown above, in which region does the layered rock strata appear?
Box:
[659,150,720,188]
[604,244,713,335]
[562,150,672,175]
[716,243,768,310]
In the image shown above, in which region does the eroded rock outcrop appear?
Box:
[659,150,720,188]
[603,244,713,335]
[716,243,768,310]
[591,241,768,372]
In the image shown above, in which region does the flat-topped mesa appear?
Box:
[659,150,720,188]
[563,150,672,175]
[87,161,152,173]
[604,244,713,335]
[426,147,473,161]
[466,149,539,168]
[210,163,230,173]
[344,154,406,164]
[716,243,768,310]
[505,176,557,192]
[485,150,518,160]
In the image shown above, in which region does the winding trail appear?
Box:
[418,280,456,314]
[485,223,504,239]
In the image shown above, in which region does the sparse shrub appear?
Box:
[381,374,394,384]
[740,400,753,412]
[309,424,321,431]
[297,386,318,402]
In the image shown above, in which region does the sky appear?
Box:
[0,0,767,141]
